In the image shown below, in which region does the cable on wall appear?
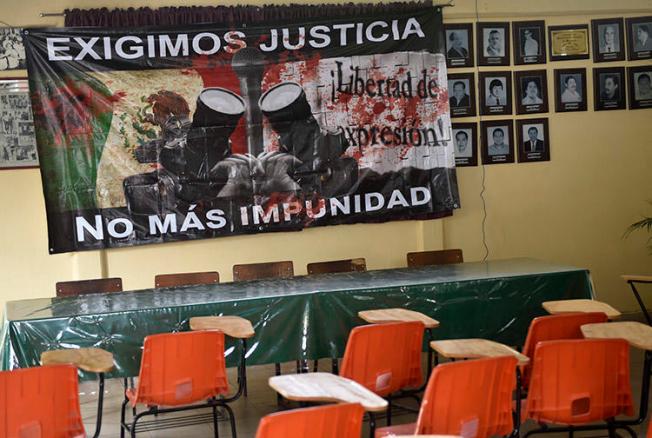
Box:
[474,0,490,262]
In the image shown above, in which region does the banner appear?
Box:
[24,7,460,254]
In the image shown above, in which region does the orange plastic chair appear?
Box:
[121,330,234,437]
[376,356,517,438]
[0,364,85,438]
[255,403,364,438]
[521,312,608,388]
[524,339,633,436]
[339,321,424,398]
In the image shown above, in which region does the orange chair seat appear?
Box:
[375,422,417,437]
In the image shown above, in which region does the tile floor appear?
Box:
[79,352,650,438]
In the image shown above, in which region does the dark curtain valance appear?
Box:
[64,1,433,27]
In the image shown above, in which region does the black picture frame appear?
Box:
[514,70,549,115]
[448,73,476,118]
[626,16,652,61]
[477,22,511,66]
[593,67,627,111]
[0,77,39,170]
[444,23,475,68]
[480,119,514,165]
[554,68,588,113]
[548,24,590,61]
[628,66,652,110]
[591,18,625,63]
[452,122,477,167]
[517,118,550,163]
[479,71,512,116]
[512,20,547,65]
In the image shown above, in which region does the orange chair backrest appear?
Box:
[132,331,229,406]
[339,321,424,397]
[525,339,633,425]
[0,364,85,438]
[521,312,608,387]
[255,403,364,438]
[415,356,516,438]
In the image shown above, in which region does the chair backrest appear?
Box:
[525,339,633,425]
[233,261,294,281]
[255,403,364,438]
[415,356,516,438]
[407,249,463,267]
[339,321,424,397]
[0,364,85,437]
[307,258,367,275]
[132,331,229,406]
[521,312,608,388]
[56,277,123,297]
[154,271,219,288]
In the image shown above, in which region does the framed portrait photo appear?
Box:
[514,70,549,115]
[548,24,590,61]
[626,16,652,60]
[517,118,550,163]
[445,23,474,68]
[451,122,477,167]
[0,78,38,170]
[512,20,547,65]
[628,66,652,110]
[448,73,476,117]
[554,68,588,112]
[593,67,626,111]
[479,71,512,116]
[480,119,514,165]
[477,22,511,66]
[591,18,625,62]
[0,28,26,71]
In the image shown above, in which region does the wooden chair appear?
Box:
[233,261,294,282]
[55,278,123,297]
[155,271,219,288]
[307,258,367,275]
[232,260,294,404]
[406,249,463,267]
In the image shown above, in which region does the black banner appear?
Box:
[24,6,459,254]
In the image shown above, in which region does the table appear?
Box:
[542,299,621,319]
[268,372,387,412]
[1,258,592,379]
[581,321,652,426]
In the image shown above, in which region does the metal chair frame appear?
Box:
[625,277,652,325]
[119,338,246,438]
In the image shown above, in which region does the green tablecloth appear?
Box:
[1,258,592,379]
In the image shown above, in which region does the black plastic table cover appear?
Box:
[1,258,592,379]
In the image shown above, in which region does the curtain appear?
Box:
[64,1,433,27]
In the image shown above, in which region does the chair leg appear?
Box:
[313,359,319,372]
[368,412,376,438]
[120,397,128,438]
[222,403,237,438]
[92,373,106,438]
[332,358,339,374]
[275,363,282,406]
[387,395,392,426]
[212,403,220,438]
